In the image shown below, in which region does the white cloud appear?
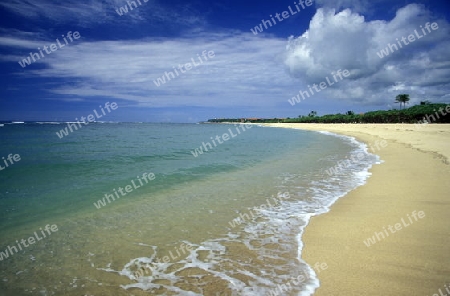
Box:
[283,4,450,106]
[0,30,46,48]
[0,36,42,48]
[1,2,449,115]
[7,31,299,108]
[0,0,111,24]
[315,0,371,13]
[0,0,206,27]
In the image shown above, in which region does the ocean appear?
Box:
[0,122,379,296]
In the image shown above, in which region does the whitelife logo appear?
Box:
[190,124,252,158]
[153,50,215,87]
[18,31,81,68]
[133,242,194,279]
[228,192,290,228]
[428,283,450,296]
[55,102,118,139]
[93,172,155,209]
[250,0,313,35]
[414,105,450,129]
[363,210,425,247]
[325,139,387,176]
[115,0,149,16]
[376,22,439,59]
[0,153,21,171]
[0,224,58,262]
[288,69,350,106]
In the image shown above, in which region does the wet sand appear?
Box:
[265,123,450,295]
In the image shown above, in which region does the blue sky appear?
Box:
[0,0,449,122]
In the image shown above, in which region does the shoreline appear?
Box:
[264,123,450,295]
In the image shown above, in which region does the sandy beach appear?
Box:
[265,123,450,296]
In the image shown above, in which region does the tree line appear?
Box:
[207,103,450,124]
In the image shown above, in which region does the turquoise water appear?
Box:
[0,122,379,295]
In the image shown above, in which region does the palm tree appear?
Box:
[395,94,410,109]
[308,111,317,117]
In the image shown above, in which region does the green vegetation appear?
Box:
[284,104,450,123]
[207,103,450,124]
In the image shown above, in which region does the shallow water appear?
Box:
[0,123,379,295]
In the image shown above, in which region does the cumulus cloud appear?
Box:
[1,1,449,115]
[315,0,371,13]
[283,4,450,106]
